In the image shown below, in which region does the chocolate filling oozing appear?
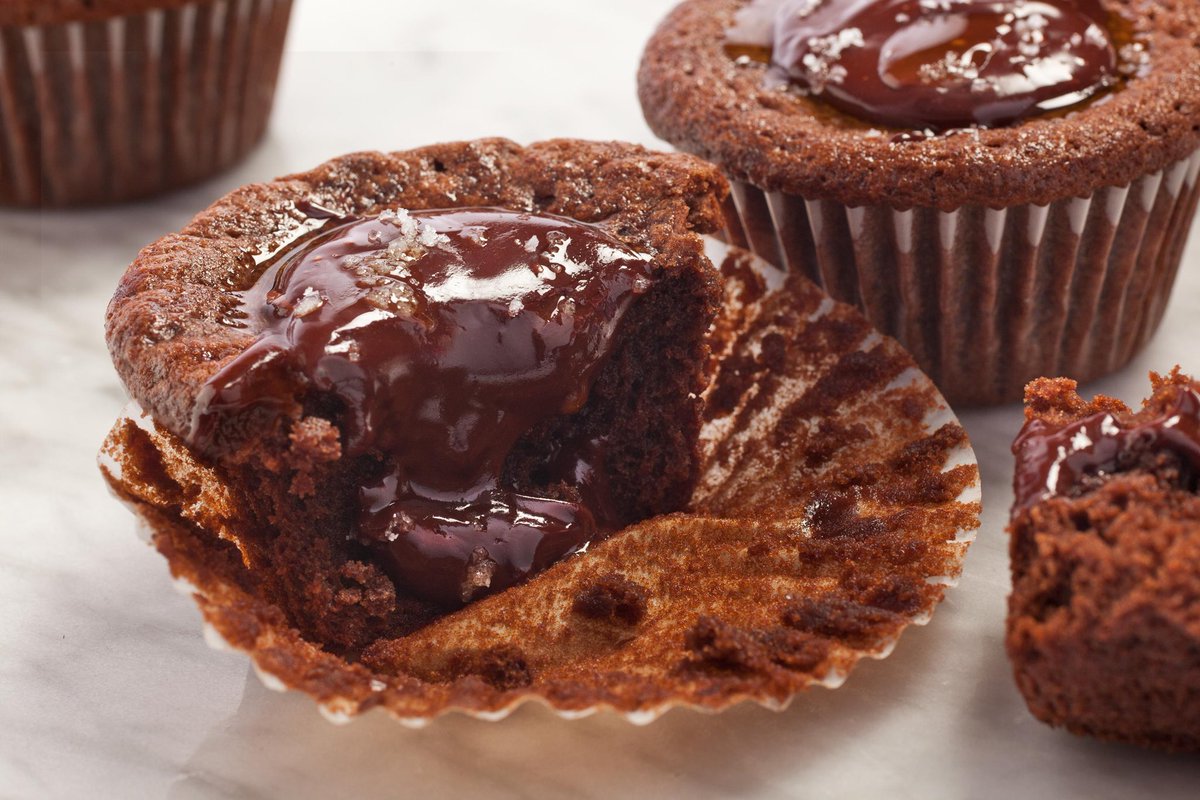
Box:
[1006,371,1200,750]
[103,237,980,720]
[190,207,661,607]
[728,0,1121,131]
[1012,385,1200,513]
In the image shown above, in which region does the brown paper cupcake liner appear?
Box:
[0,0,293,207]
[723,149,1200,407]
[100,239,981,726]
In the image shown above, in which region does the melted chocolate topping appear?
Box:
[192,207,657,606]
[734,0,1119,131]
[1012,387,1200,514]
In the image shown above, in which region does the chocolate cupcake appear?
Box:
[100,138,981,722]
[0,0,293,207]
[639,0,1200,405]
[1008,369,1200,750]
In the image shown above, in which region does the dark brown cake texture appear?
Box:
[638,0,1200,406]
[1007,368,1200,751]
[0,0,293,206]
[107,138,726,647]
[102,138,981,722]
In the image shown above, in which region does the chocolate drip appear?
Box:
[739,0,1119,131]
[191,207,657,606]
[1012,388,1200,514]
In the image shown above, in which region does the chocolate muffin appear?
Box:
[106,138,726,639]
[100,139,981,721]
[1007,368,1200,750]
[0,0,293,206]
[639,0,1200,405]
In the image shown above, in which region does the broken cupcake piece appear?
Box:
[1007,369,1200,751]
[192,204,682,607]
[102,139,979,722]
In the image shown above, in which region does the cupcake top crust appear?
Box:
[106,139,728,445]
[639,0,1200,209]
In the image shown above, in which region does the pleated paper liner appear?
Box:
[99,238,981,726]
[724,149,1200,407]
[0,0,293,207]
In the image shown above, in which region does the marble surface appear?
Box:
[2,1,1199,797]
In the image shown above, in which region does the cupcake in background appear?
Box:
[639,0,1200,406]
[0,0,293,207]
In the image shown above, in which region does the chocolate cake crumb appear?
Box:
[781,596,903,648]
[798,419,872,466]
[682,616,833,677]
[572,573,650,627]
[286,417,341,497]
[856,574,927,616]
[446,646,533,691]
[684,616,774,673]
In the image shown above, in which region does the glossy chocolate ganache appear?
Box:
[191,206,659,607]
[1012,386,1200,515]
[728,0,1125,131]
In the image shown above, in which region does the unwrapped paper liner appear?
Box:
[100,239,981,726]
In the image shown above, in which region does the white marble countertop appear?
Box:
[3,1,1200,797]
